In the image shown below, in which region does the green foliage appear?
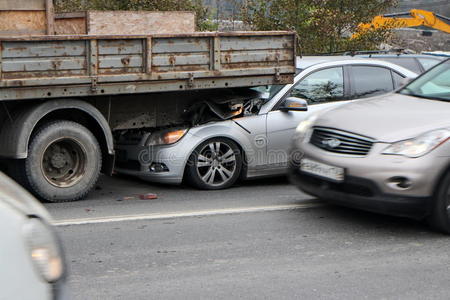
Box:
[242,0,398,54]
[54,0,218,31]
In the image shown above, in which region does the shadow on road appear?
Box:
[291,202,443,237]
[112,173,290,191]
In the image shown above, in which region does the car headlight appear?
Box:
[382,129,450,158]
[23,217,64,283]
[145,129,188,146]
[296,115,318,134]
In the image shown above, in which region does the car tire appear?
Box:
[17,120,102,202]
[427,171,450,234]
[185,138,243,190]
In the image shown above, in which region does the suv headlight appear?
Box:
[382,129,450,158]
[23,217,64,283]
[145,129,188,146]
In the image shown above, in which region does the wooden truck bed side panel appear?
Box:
[0,31,296,101]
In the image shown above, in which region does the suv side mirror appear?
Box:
[280,97,308,112]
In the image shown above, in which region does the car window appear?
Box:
[289,67,344,105]
[351,66,394,98]
[375,57,422,74]
[417,58,441,71]
[392,71,405,88]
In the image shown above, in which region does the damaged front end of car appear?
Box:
[113,87,266,147]
[112,87,269,179]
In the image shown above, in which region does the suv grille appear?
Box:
[310,127,374,156]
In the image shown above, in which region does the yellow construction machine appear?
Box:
[352,9,450,39]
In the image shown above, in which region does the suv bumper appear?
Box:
[289,167,430,219]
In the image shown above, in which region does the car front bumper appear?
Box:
[289,139,449,219]
[114,133,201,184]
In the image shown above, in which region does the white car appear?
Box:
[0,172,66,299]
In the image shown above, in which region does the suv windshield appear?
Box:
[400,59,450,101]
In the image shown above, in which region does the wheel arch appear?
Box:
[0,99,115,174]
[431,162,450,202]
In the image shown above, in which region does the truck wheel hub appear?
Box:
[41,139,87,188]
[50,152,67,169]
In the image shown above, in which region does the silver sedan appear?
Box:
[115,57,417,189]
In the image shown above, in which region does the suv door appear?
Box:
[265,66,348,171]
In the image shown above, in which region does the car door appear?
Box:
[265,66,349,171]
[348,65,396,99]
[232,114,269,174]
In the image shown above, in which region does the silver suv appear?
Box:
[289,59,450,233]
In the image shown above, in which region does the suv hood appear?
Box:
[314,93,450,142]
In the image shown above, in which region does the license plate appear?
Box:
[300,158,344,182]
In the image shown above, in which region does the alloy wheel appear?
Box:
[196,141,237,187]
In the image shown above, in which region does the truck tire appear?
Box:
[20,120,102,202]
[427,171,450,234]
[185,138,242,190]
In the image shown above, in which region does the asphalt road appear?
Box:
[45,175,450,300]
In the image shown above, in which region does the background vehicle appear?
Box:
[353,53,446,74]
[115,57,417,190]
[0,172,66,299]
[289,59,450,233]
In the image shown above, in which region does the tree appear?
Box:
[54,0,217,31]
[242,0,398,54]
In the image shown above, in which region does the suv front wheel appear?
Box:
[428,171,450,234]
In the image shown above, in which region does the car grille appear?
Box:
[310,127,374,156]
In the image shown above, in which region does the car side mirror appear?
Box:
[280,97,308,112]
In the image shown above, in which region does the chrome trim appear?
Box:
[310,127,375,156]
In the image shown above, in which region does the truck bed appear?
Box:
[0,31,296,101]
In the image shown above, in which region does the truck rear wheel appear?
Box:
[21,120,102,202]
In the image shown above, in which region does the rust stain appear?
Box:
[51,61,58,69]
[9,47,27,51]
[168,55,176,66]
[121,57,131,66]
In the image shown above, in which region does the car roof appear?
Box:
[421,51,450,58]
[296,56,358,69]
[355,54,445,60]
[295,56,418,78]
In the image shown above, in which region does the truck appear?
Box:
[0,3,296,202]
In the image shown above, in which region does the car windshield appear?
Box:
[251,85,285,100]
[251,68,303,100]
[399,59,450,101]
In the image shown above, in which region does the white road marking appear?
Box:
[52,202,323,227]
